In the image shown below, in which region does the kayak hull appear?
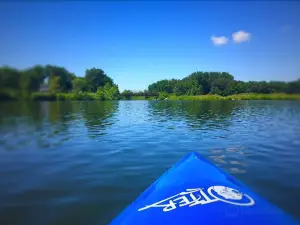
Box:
[109,152,299,225]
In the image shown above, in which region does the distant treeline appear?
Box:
[0,65,120,100]
[147,72,300,98]
[1,65,299,101]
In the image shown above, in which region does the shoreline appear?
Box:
[1,93,300,101]
[168,93,300,101]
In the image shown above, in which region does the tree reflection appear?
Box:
[148,100,245,130]
[181,101,243,130]
[81,101,119,139]
[0,101,119,150]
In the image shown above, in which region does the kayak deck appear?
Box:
[109,152,299,225]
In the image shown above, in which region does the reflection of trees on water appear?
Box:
[182,101,246,131]
[0,101,45,122]
[148,100,245,130]
[0,101,119,150]
[81,101,119,139]
[0,102,45,150]
[148,100,249,175]
[0,101,75,150]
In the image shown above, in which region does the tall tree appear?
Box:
[121,90,134,100]
[72,77,88,92]
[0,66,21,90]
[49,76,61,93]
[20,69,41,92]
[287,79,300,93]
[45,65,73,92]
[85,68,113,92]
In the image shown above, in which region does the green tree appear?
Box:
[148,79,178,94]
[210,86,221,95]
[268,81,288,93]
[28,65,47,82]
[174,80,193,96]
[107,84,120,100]
[211,77,232,96]
[287,79,300,93]
[96,86,105,100]
[72,77,88,92]
[103,83,119,100]
[20,69,41,92]
[45,65,73,92]
[49,76,61,93]
[232,81,247,94]
[158,91,169,100]
[85,68,113,92]
[121,90,133,100]
[148,72,235,96]
[0,66,21,90]
[187,85,203,95]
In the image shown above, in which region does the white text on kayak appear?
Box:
[138,186,255,212]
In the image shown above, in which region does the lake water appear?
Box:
[0,100,300,225]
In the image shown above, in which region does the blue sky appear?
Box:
[1,1,299,91]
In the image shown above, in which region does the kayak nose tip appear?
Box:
[186,152,200,159]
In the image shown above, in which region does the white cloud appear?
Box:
[232,30,251,43]
[211,36,229,46]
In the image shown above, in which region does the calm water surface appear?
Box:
[0,100,300,225]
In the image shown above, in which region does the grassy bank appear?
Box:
[0,91,102,101]
[47,92,100,101]
[168,94,224,100]
[224,93,300,100]
[168,93,300,100]
[130,96,156,100]
[1,91,300,101]
[1,92,158,101]
[32,92,105,101]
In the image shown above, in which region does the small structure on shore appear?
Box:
[39,77,50,92]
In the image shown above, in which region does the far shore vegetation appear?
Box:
[1,65,299,101]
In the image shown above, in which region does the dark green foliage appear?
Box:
[168,93,300,100]
[148,79,178,94]
[31,92,57,101]
[20,68,42,92]
[0,66,21,90]
[1,64,299,101]
[148,71,299,96]
[158,91,169,100]
[0,65,119,101]
[0,89,20,100]
[72,77,88,92]
[45,65,73,92]
[85,68,113,92]
[149,72,236,96]
[103,83,120,100]
[56,92,96,100]
[121,90,134,100]
[120,90,158,100]
[174,80,191,96]
[287,79,300,94]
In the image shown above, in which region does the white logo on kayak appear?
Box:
[138,186,255,212]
